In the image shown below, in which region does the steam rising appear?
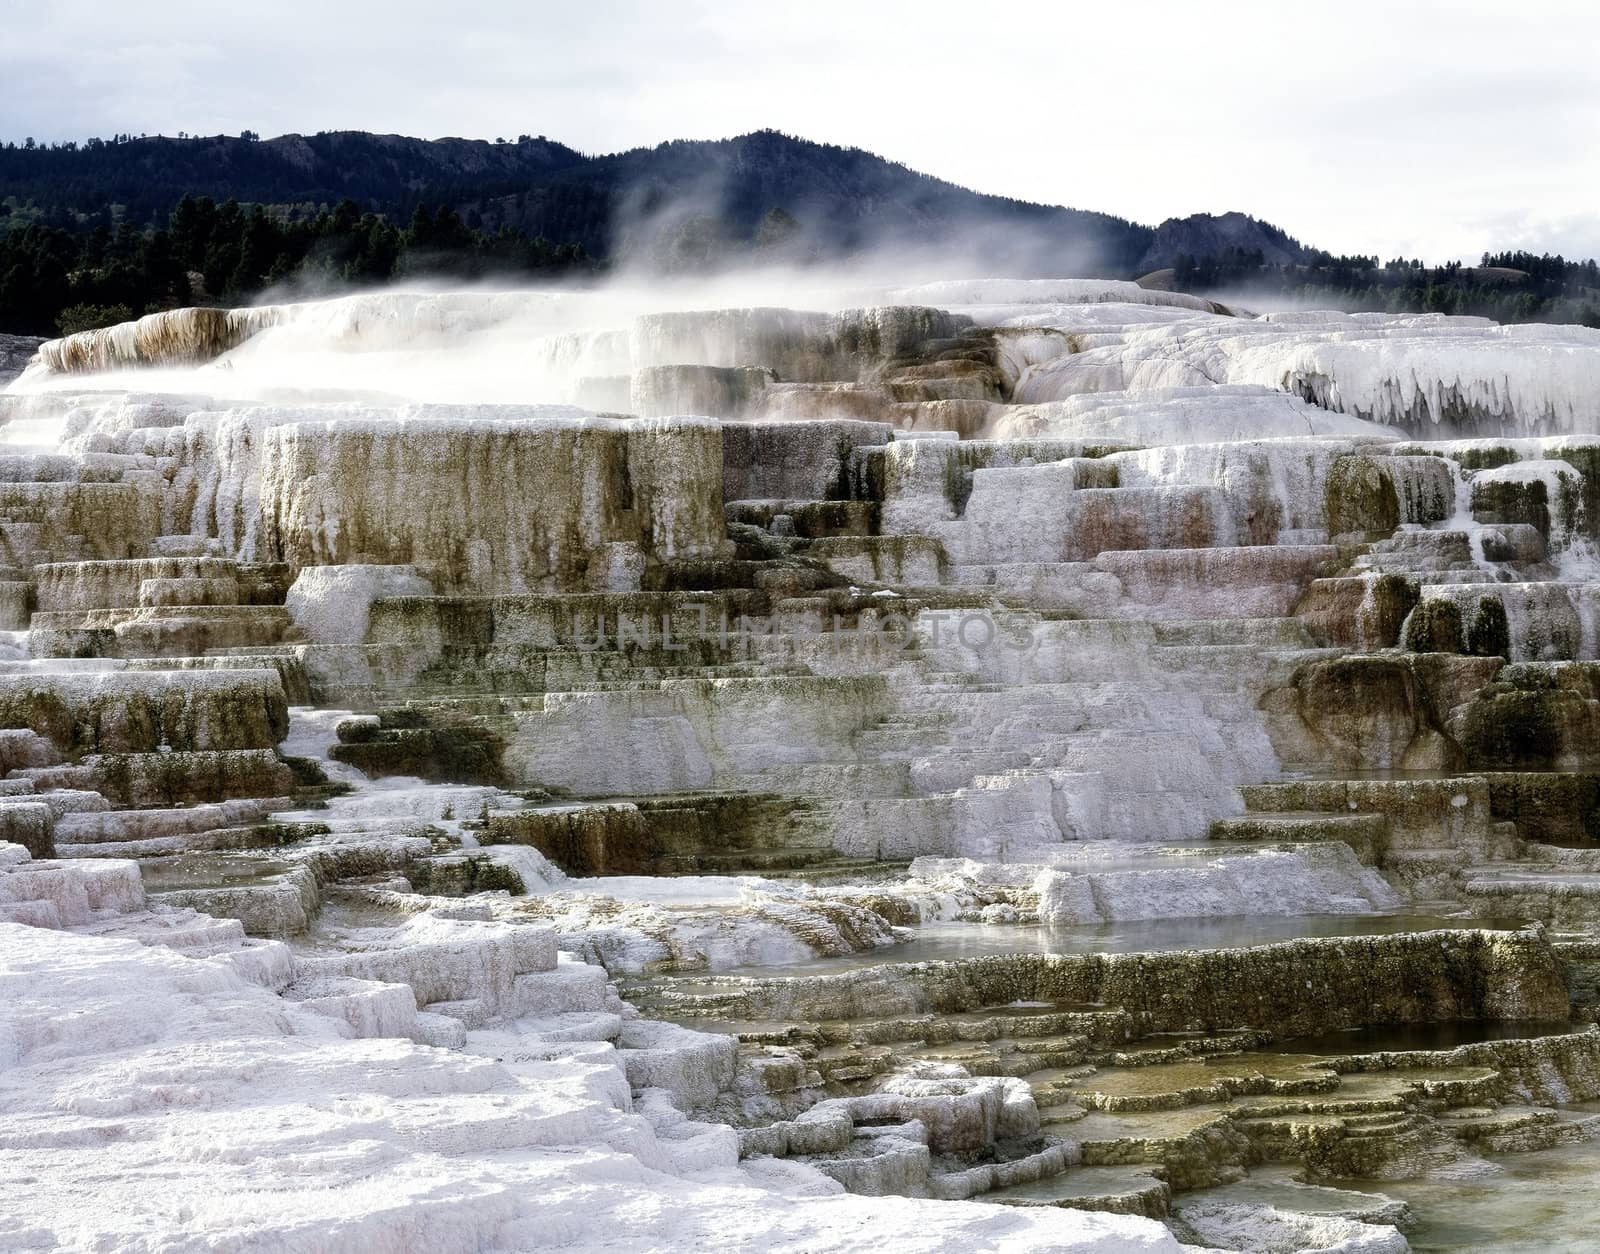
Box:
[5,270,1211,410]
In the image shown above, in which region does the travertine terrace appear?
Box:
[7,278,1600,1251]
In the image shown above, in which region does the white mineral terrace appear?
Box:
[5,281,1600,1251]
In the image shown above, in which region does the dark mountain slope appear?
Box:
[0,129,1301,275]
[0,131,586,225]
[506,131,1154,271]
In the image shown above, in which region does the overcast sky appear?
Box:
[3,0,1597,263]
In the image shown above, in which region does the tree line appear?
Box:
[0,195,592,337]
[4,128,1599,337]
[0,131,592,237]
[1174,249,1600,327]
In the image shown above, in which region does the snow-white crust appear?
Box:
[0,851,1194,1252]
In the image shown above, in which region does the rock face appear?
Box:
[257,414,730,592]
[0,334,43,386]
[646,928,1568,1033]
[8,279,1600,1250]
[1136,210,1307,272]
[36,306,279,374]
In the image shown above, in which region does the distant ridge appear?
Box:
[0,129,1305,275]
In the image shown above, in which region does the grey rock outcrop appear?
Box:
[0,334,43,386]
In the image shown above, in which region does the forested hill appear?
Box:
[0,129,1172,273]
[0,132,587,226]
[3,127,1312,275]
[0,128,1312,336]
[2,128,1596,337]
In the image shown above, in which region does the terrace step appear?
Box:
[1209,812,1390,863]
[987,1165,1172,1218]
